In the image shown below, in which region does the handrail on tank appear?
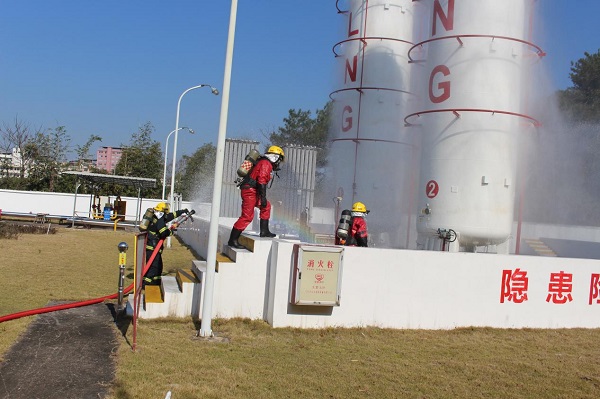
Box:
[329,86,413,100]
[330,137,416,148]
[333,36,414,57]
[407,34,546,63]
[404,108,542,127]
[335,0,348,14]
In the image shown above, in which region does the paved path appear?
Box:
[0,303,119,399]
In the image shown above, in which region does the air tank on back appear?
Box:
[410,0,541,252]
[329,0,420,248]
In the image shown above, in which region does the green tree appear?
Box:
[268,102,332,167]
[558,49,600,122]
[25,126,71,191]
[114,122,162,197]
[178,143,216,201]
[75,134,102,171]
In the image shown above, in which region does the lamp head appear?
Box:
[211,87,219,95]
[188,128,195,134]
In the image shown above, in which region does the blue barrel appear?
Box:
[103,206,111,220]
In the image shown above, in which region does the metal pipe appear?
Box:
[71,179,80,228]
[117,242,128,311]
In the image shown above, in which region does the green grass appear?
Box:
[2,225,600,398]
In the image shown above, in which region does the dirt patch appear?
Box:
[0,303,119,399]
[0,221,57,239]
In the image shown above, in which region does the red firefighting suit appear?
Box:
[346,215,368,247]
[233,157,273,231]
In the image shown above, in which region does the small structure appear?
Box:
[61,171,156,228]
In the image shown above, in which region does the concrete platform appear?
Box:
[126,268,203,319]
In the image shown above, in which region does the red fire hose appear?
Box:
[0,210,195,324]
[0,238,163,324]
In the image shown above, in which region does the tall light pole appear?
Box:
[166,84,218,248]
[199,0,238,338]
[162,127,194,200]
[169,84,219,211]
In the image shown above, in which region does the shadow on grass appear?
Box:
[107,303,134,350]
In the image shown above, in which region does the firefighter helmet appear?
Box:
[352,202,368,213]
[266,145,285,162]
[154,202,170,213]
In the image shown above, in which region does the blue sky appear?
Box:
[0,1,598,160]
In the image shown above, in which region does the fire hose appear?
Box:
[0,210,195,324]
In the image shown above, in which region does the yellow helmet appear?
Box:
[352,202,368,213]
[266,145,285,162]
[154,202,170,213]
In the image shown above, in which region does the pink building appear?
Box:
[95,146,123,173]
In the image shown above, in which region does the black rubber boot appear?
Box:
[259,219,276,238]
[228,228,245,249]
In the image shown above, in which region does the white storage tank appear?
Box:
[411,0,541,252]
[329,0,421,248]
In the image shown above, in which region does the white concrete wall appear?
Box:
[180,215,600,329]
[180,213,278,319]
[267,242,600,329]
[0,189,93,217]
[176,209,235,260]
[0,189,192,221]
[194,238,276,320]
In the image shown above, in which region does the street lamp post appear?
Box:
[199,0,238,338]
[162,127,194,200]
[166,84,219,248]
[169,84,219,212]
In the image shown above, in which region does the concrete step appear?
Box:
[524,238,557,257]
[223,233,276,262]
[144,285,163,303]
[222,234,255,261]
[176,268,200,290]
[126,274,202,319]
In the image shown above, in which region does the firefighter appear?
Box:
[144,202,190,287]
[346,201,369,247]
[228,145,285,249]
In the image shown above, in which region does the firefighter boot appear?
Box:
[260,219,276,238]
[228,228,245,249]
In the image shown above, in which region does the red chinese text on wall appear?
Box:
[546,271,573,304]
[501,269,600,305]
[590,274,600,305]
[500,268,528,303]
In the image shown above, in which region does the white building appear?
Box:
[0,148,26,178]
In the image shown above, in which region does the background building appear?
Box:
[95,146,122,173]
[0,148,26,178]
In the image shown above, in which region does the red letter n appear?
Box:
[345,55,358,84]
[432,0,455,36]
